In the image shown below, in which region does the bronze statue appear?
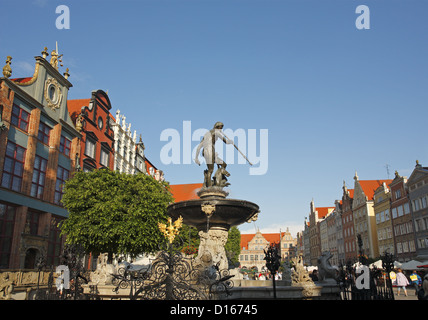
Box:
[194,122,233,188]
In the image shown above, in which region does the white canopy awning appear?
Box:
[400,260,424,270]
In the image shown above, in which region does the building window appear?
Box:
[1,141,26,192]
[11,104,30,132]
[413,199,421,212]
[54,166,69,205]
[395,189,402,200]
[100,148,109,167]
[397,205,404,217]
[84,138,96,159]
[123,145,128,160]
[26,211,40,236]
[421,196,427,209]
[59,135,71,157]
[403,203,410,215]
[47,216,64,266]
[31,155,47,199]
[38,122,51,145]
[0,204,16,268]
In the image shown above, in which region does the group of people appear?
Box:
[242,270,283,281]
[392,269,428,300]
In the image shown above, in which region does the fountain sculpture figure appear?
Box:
[167,122,259,271]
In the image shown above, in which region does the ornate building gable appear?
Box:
[111,109,146,175]
[352,172,367,209]
[352,172,393,209]
[406,161,428,189]
[4,46,76,132]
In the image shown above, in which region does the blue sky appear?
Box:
[1,0,427,237]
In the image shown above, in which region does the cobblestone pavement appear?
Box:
[393,287,420,300]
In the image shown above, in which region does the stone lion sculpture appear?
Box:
[317,251,337,282]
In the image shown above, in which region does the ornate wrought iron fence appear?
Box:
[338,251,395,301]
[111,238,234,300]
[35,244,94,300]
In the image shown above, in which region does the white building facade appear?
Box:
[111,110,146,175]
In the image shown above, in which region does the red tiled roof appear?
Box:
[169,183,203,202]
[10,77,33,84]
[359,180,393,200]
[240,232,286,250]
[240,234,255,250]
[67,99,91,113]
[316,207,334,219]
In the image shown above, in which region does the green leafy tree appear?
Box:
[60,169,174,260]
[174,224,200,255]
[225,226,241,266]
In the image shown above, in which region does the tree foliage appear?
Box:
[225,226,241,266]
[60,169,174,258]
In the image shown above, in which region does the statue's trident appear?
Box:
[221,130,253,166]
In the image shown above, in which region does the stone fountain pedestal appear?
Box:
[167,186,259,271]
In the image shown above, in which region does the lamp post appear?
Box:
[264,243,281,299]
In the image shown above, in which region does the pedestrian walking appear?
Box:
[409,270,422,295]
[395,269,409,297]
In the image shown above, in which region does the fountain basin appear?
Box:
[167,198,259,231]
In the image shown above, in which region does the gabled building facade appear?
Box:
[407,161,428,261]
[308,200,334,266]
[341,183,356,262]
[239,230,296,271]
[111,109,146,175]
[389,170,415,261]
[352,173,392,259]
[67,90,115,171]
[326,200,343,266]
[0,48,80,268]
[302,218,311,265]
[373,181,394,257]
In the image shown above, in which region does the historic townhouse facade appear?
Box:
[0,49,80,268]
[111,109,146,176]
[328,200,344,266]
[308,200,334,266]
[341,183,356,262]
[389,171,415,261]
[239,230,296,271]
[319,217,328,255]
[67,90,115,171]
[334,200,345,265]
[302,218,311,265]
[407,161,428,261]
[352,173,392,259]
[373,182,394,257]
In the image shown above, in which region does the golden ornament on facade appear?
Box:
[2,56,12,78]
[41,47,49,59]
[63,68,70,79]
[158,216,183,244]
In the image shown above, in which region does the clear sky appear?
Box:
[1,0,427,237]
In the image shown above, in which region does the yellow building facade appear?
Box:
[373,182,394,256]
